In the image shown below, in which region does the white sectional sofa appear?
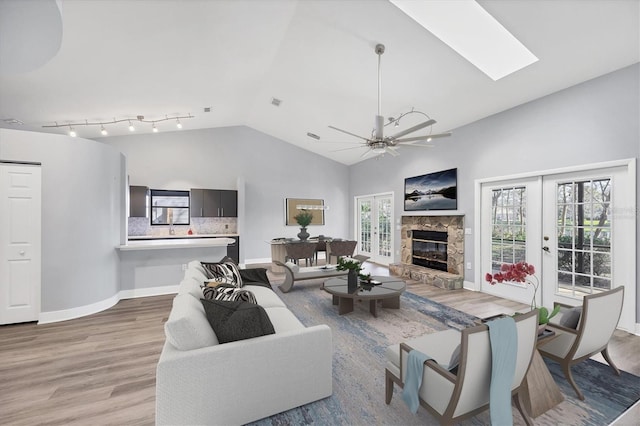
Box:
[156,260,333,425]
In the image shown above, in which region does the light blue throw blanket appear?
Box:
[401,350,432,413]
[487,316,517,426]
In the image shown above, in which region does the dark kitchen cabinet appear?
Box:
[129,186,149,217]
[226,236,239,263]
[190,189,237,217]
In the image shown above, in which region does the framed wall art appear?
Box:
[404,168,457,211]
[285,198,325,225]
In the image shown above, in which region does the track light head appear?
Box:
[176,119,182,129]
[100,125,108,136]
[152,123,158,133]
[68,126,77,137]
[128,120,135,132]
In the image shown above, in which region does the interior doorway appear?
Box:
[0,162,42,324]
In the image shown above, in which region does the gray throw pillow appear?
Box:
[200,299,275,344]
[559,306,582,329]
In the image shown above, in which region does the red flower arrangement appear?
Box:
[485,261,560,325]
[485,262,539,310]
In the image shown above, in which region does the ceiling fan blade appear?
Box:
[374,115,384,140]
[399,142,434,148]
[390,119,436,140]
[331,145,368,152]
[395,132,452,144]
[328,125,370,142]
[360,148,373,158]
[386,146,400,156]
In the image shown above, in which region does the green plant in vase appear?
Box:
[485,262,560,326]
[294,210,313,241]
[336,256,366,291]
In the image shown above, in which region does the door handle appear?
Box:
[19,250,25,256]
[542,246,550,252]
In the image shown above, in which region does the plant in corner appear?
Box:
[485,261,560,326]
[294,210,313,241]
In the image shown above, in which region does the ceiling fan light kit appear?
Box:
[327,43,451,158]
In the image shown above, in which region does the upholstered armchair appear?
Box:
[326,240,358,264]
[385,310,538,425]
[284,241,317,266]
[538,286,624,400]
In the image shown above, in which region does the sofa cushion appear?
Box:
[165,294,219,350]
[244,285,286,308]
[201,285,257,304]
[201,261,243,287]
[264,307,305,333]
[238,267,272,289]
[200,299,275,344]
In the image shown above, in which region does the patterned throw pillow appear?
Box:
[201,284,257,304]
[201,261,243,287]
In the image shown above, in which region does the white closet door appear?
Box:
[0,163,41,324]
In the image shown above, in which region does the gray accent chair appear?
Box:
[326,240,358,264]
[284,241,317,266]
[385,310,538,425]
[538,286,624,400]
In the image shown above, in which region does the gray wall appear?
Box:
[0,129,124,312]
[101,126,350,261]
[349,64,639,318]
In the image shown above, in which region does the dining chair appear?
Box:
[284,241,317,266]
[326,240,357,264]
[538,286,624,400]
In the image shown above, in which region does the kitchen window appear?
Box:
[150,189,190,225]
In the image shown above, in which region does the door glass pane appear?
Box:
[377,198,392,257]
[359,200,372,253]
[555,178,612,296]
[490,186,527,273]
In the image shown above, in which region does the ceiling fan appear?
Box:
[328,44,451,158]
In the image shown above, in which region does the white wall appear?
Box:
[0,129,124,313]
[349,63,639,319]
[100,126,350,262]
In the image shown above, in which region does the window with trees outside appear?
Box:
[556,178,611,295]
[490,186,527,275]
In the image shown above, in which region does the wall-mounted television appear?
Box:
[404,168,457,211]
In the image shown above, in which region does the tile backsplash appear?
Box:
[128,217,237,236]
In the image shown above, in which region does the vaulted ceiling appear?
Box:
[1,0,638,165]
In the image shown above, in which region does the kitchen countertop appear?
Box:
[128,233,238,240]
[118,237,235,251]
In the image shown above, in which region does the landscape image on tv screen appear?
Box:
[404,168,457,211]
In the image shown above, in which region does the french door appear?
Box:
[479,161,635,332]
[356,193,393,265]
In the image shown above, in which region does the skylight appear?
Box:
[390,0,538,81]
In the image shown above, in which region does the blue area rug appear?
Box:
[251,281,640,425]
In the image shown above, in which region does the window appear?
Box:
[150,190,190,225]
[490,186,527,272]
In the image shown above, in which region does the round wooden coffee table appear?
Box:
[322,276,406,317]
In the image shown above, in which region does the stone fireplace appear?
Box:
[390,215,464,289]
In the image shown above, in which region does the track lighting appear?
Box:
[43,113,194,135]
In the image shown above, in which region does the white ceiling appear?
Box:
[0,0,638,165]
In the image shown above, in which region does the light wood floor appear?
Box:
[0,262,638,425]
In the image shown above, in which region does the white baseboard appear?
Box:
[119,285,179,299]
[39,285,179,324]
[39,293,120,324]
[463,280,479,291]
